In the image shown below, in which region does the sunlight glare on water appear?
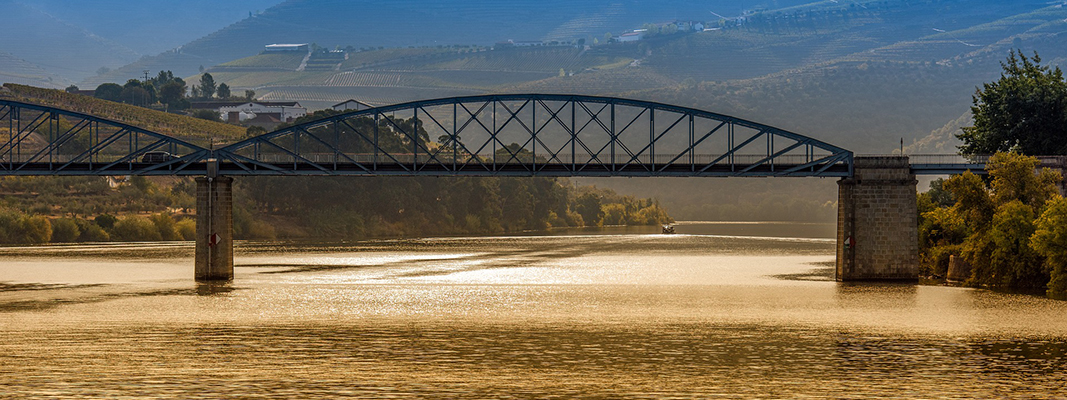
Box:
[1,223,1066,398]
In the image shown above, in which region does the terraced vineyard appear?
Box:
[340,48,463,70]
[256,85,479,108]
[504,68,678,95]
[0,83,246,146]
[0,52,68,89]
[195,71,333,89]
[212,53,307,71]
[304,51,346,71]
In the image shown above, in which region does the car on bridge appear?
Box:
[141,151,177,163]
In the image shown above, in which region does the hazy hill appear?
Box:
[78,0,814,86]
[0,52,70,89]
[20,0,282,56]
[0,84,246,147]
[0,0,140,81]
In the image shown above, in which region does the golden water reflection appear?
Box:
[1,223,1066,398]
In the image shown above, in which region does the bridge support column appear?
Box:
[195,176,234,281]
[836,156,918,281]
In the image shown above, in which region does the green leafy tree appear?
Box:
[94,83,123,102]
[958,51,1067,155]
[575,192,603,226]
[158,81,186,108]
[20,215,52,244]
[943,171,993,231]
[217,83,231,99]
[198,73,217,99]
[111,216,162,241]
[1032,196,1067,300]
[983,200,1044,288]
[120,79,152,106]
[987,152,1061,209]
[65,85,79,93]
[244,90,255,101]
[94,214,118,230]
[191,109,221,122]
[50,218,81,242]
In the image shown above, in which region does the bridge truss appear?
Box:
[216,95,854,177]
[0,100,211,175]
[1,96,856,177]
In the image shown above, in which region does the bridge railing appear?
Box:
[906,154,990,166]
[238,153,843,165]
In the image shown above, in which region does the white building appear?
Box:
[617,32,644,42]
[218,101,307,124]
[332,99,373,111]
[265,43,309,52]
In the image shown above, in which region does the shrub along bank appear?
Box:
[918,152,1067,300]
[0,174,672,245]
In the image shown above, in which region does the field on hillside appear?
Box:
[0,53,68,89]
[214,53,307,71]
[0,84,246,147]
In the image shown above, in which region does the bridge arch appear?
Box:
[0,100,211,175]
[217,94,853,177]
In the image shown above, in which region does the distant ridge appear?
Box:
[0,0,139,81]
[78,0,813,86]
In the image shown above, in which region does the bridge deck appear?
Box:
[1,161,853,177]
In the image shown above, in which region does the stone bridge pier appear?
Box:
[195,175,234,281]
[836,156,919,281]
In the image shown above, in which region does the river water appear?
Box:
[1,222,1066,399]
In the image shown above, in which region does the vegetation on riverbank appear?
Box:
[918,51,1067,300]
[918,153,1067,299]
[0,174,671,244]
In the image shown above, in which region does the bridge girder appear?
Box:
[217,94,855,177]
[0,100,211,176]
[0,95,856,177]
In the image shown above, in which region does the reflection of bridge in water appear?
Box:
[0,96,1001,282]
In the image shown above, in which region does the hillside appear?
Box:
[19,0,281,56]
[0,0,140,81]
[0,52,69,89]
[77,0,815,86]
[0,84,247,147]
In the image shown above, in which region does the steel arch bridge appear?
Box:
[1,95,855,177]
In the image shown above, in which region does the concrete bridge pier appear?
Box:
[836,156,919,281]
[195,176,234,281]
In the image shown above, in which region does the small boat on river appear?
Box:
[661,224,676,234]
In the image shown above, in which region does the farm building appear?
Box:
[332,99,374,111]
[204,101,307,127]
[265,43,310,53]
[616,32,644,42]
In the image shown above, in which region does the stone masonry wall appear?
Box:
[837,156,919,280]
[195,176,234,281]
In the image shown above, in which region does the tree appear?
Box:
[984,200,1044,288]
[65,85,79,93]
[120,79,153,106]
[957,50,1067,155]
[198,73,217,99]
[217,83,231,99]
[575,192,603,226]
[1032,196,1067,300]
[159,81,186,108]
[987,152,1061,209]
[191,109,221,122]
[244,90,256,101]
[51,218,81,242]
[94,83,123,102]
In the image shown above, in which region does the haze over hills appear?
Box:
[0,0,280,83]
[0,0,139,82]
[3,0,1066,221]
[21,0,282,56]
[77,0,814,87]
